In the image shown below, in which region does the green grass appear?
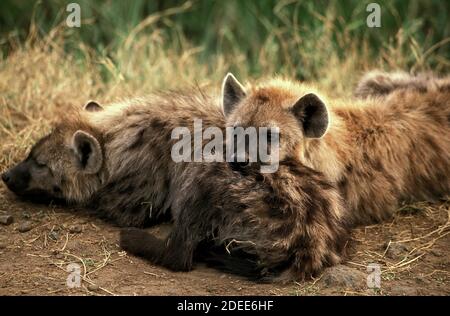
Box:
[1,0,449,82]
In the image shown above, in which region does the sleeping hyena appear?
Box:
[219,73,450,225]
[120,75,349,280]
[1,90,225,227]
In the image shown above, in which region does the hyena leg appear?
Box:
[120,224,204,271]
[354,70,431,98]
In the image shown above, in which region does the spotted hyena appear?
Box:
[1,90,225,227]
[217,73,450,225]
[119,75,349,280]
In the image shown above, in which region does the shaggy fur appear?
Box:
[120,158,349,281]
[221,74,450,225]
[2,90,225,227]
[354,70,450,98]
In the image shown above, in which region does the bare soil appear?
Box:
[0,185,448,296]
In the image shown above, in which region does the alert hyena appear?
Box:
[120,77,349,279]
[1,91,225,227]
[219,73,450,225]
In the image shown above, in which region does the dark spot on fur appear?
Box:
[128,129,146,150]
[438,84,450,93]
[415,86,428,93]
[150,118,166,130]
[337,178,349,199]
[345,164,353,173]
[423,135,441,154]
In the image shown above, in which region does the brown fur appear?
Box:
[354,70,450,98]
[224,75,450,225]
[2,90,225,227]
[120,158,349,281]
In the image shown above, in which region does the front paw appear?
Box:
[120,228,150,254]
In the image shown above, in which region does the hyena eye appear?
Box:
[35,161,47,168]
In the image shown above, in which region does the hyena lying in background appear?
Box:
[220,73,450,225]
[120,77,349,279]
[1,91,225,227]
[355,70,450,98]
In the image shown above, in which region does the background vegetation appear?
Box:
[1,1,449,81]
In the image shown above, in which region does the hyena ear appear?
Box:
[222,73,246,117]
[71,130,103,174]
[291,93,329,138]
[83,100,103,112]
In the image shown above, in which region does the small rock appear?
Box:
[0,242,7,249]
[55,253,65,260]
[48,231,59,241]
[87,284,99,291]
[320,265,367,290]
[69,225,82,234]
[0,215,13,225]
[22,212,31,219]
[384,243,409,259]
[17,221,33,233]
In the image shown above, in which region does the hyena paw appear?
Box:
[119,228,151,254]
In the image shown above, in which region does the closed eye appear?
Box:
[36,162,47,168]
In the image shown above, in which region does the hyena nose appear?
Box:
[1,171,10,184]
[228,154,250,171]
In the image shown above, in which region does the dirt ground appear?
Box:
[0,184,448,296]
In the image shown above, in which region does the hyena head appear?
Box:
[1,101,106,204]
[221,73,329,173]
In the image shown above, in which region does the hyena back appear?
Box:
[354,70,450,98]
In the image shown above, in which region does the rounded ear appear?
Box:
[71,130,103,174]
[291,93,329,138]
[83,100,103,112]
[221,73,246,117]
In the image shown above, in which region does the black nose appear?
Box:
[229,161,250,172]
[1,172,10,184]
